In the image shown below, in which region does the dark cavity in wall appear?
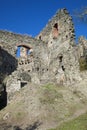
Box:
[59,55,63,62]
[52,23,58,39]
[36,67,39,71]
[0,47,18,110]
[21,82,27,88]
[0,47,18,80]
[53,23,58,30]
[39,35,42,40]
[61,65,65,71]
[59,55,65,71]
[0,84,7,110]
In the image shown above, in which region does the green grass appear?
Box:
[39,83,63,104]
[49,112,87,130]
[42,83,58,90]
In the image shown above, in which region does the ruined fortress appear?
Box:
[0,8,87,107]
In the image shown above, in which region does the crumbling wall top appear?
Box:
[36,8,75,45]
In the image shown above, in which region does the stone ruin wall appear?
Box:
[0,9,80,89]
[0,30,49,99]
[77,36,87,79]
[1,8,87,104]
[36,8,75,46]
[36,8,81,85]
[78,36,87,57]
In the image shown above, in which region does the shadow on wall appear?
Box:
[0,47,18,110]
[0,85,7,110]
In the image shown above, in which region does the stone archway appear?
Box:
[16,44,33,58]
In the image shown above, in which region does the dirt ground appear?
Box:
[0,81,87,130]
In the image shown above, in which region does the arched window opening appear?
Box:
[16,44,33,58]
[53,23,58,30]
[39,35,41,40]
[52,23,58,39]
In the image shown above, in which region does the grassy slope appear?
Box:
[0,82,87,129]
[49,112,87,130]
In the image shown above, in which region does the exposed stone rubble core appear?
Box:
[0,8,87,104]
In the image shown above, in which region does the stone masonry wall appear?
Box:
[36,8,75,45]
[1,8,87,103]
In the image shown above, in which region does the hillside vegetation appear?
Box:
[49,112,87,130]
[0,81,87,129]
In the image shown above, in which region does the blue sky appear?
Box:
[0,0,87,40]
